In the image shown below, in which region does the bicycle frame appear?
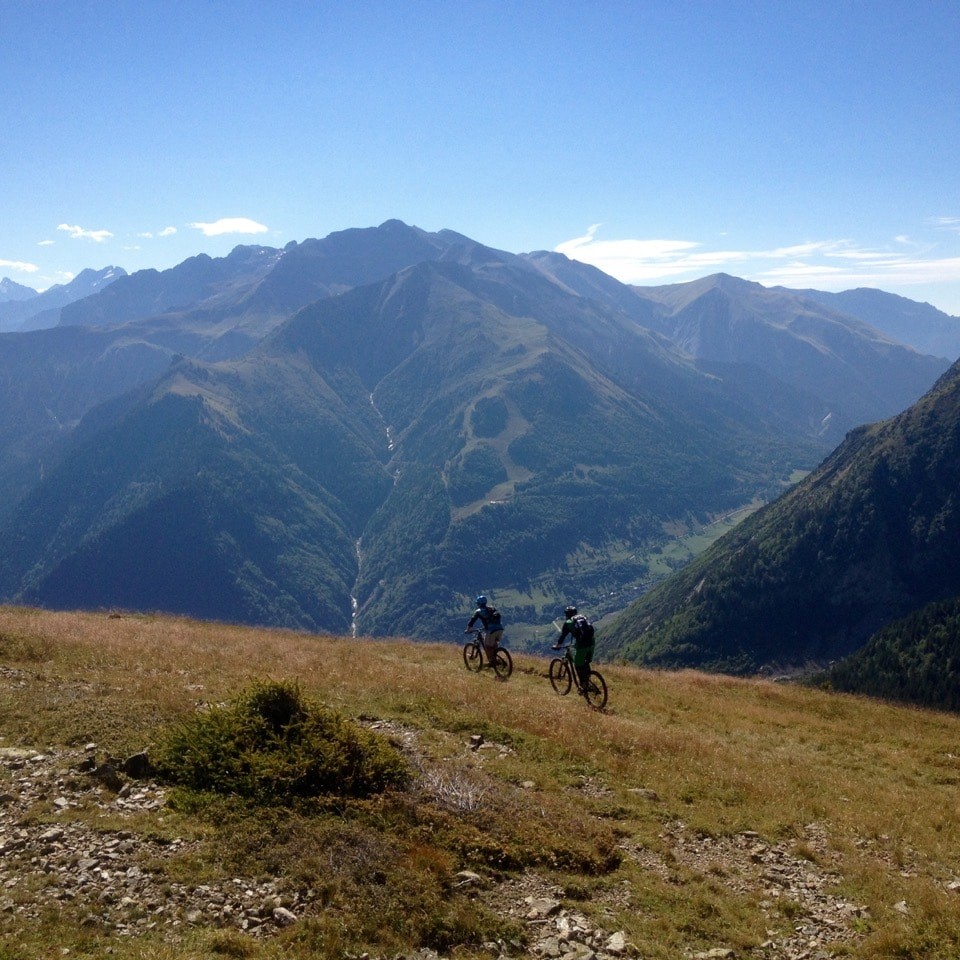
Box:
[549,641,607,709]
[462,629,513,679]
[561,644,585,693]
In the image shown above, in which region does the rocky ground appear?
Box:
[0,660,924,959]
[0,731,878,960]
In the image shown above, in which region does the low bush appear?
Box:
[151,679,409,803]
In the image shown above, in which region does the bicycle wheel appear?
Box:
[549,657,572,695]
[493,647,513,679]
[584,670,608,710]
[463,641,483,672]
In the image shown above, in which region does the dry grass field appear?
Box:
[1,605,959,959]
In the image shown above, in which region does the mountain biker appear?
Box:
[552,605,596,693]
[465,595,504,666]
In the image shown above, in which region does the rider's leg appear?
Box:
[485,628,503,665]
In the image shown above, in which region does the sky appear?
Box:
[3,0,960,315]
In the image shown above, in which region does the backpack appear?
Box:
[486,606,502,627]
[572,614,595,645]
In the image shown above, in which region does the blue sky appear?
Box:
[3,0,960,315]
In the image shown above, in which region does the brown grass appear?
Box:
[2,605,960,958]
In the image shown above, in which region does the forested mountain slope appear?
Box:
[602,359,960,673]
[825,594,960,710]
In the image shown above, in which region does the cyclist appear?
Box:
[465,595,504,666]
[552,605,596,694]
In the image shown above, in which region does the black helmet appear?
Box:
[476,595,487,607]
[564,605,578,617]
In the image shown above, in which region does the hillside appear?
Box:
[0,223,469,511]
[0,267,125,332]
[632,273,949,436]
[2,605,960,959]
[57,220,467,355]
[0,324,177,513]
[792,286,960,361]
[524,261,951,448]
[602,359,960,674]
[824,594,960,710]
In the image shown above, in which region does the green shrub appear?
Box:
[151,679,409,803]
[0,629,53,663]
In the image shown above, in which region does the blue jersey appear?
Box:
[467,605,503,630]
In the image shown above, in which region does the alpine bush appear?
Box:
[151,679,409,803]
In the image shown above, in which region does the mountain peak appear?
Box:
[377,218,414,231]
[0,277,38,302]
[0,267,127,332]
[684,273,769,299]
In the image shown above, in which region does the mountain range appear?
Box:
[0,221,953,649]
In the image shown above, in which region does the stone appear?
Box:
[604,930,627,955]
[272,906,297,926]
[537,935,563,957]
[90,763,124,792]
[121,752,152,780]
[526,897,562,919]
[560,943,595,960]
[627,787,660,801]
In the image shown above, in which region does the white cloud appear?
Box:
[57,223,114,243]
[189,217,268,237]
[554,226,960,296]
[556,225,702,282]
[0,258,39,273]
[38,239,55,247]
[138,226,177,240]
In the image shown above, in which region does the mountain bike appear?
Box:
[549,642,607,709]
[462,629,513,679]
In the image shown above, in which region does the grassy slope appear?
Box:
[1,606,960,958]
